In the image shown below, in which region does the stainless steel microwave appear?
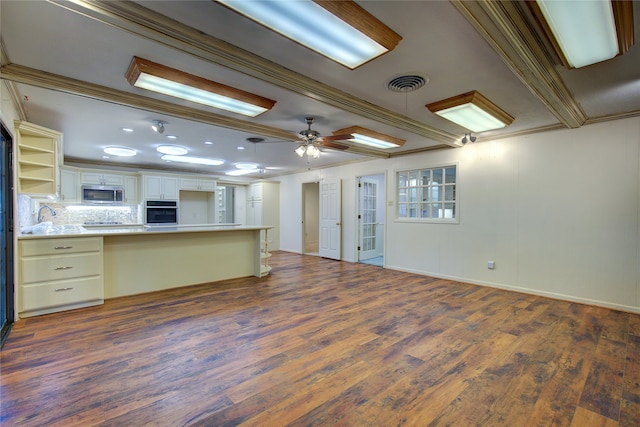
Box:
[81,185,124,204]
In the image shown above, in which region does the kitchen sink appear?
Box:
[22,222,87,235]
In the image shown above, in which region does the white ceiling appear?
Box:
[1,1,639,181]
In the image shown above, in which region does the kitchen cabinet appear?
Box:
[81,172,124,186]
[59,167,80,203]
[142,175,179,200]
[124,175,138,204]
[18,236,104,317]
[246,181,279,250]
[180,177,216,192]
[15,120,63,196]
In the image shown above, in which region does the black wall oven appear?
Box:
[145,200,178,225]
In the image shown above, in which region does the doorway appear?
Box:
[357,174,385,267]
[1,122,15,349]
[302,181,319,255]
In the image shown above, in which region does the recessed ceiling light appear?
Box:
[157,145,188,155]
[166,135,178,140]
[121,127,134,133]
[235,162,259,170]
[226,169,257,176]
[237,146,246,150]
[160,154,224,166]
[104,146,136,157]
[204,141,214,145]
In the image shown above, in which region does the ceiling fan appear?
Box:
[294,117,353,158]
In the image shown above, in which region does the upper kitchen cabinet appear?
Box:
[15,120,63,196]
[81,172,124,186]
[59,167,79,203]
[180,177,216,192]
[142,174,179,201]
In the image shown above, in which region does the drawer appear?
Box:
[21,237,102,256]
[21,276,103,312]
[21,252,102,284]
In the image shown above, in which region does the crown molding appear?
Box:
[450,0,587,129]
[47,0,458,147]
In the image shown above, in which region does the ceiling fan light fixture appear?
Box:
[215,0,401,69]
[426,90,514,133]
[333,126,405,149]
[295,145,306,157]
[531,0,633,68]
[126,56,276,117]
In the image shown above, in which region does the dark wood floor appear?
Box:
[2,251,639,426]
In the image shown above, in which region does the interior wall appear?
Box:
[303,182,319,253]
[277,117,640,313]
[179,190,214,224]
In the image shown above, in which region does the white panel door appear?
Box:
[319,178,341,260]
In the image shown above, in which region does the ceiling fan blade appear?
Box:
[318,133,353,142]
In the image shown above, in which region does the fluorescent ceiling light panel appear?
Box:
[426,91,514,133]
[535,0,616,68]
[126,57,276,117]
[216,0,402,69]
[333,126,405,149]
[531,0,634,68]
[161,154,224,166]
[103,146,136,157]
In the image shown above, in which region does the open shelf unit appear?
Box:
[15,121,63,196]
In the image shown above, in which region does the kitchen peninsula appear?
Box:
[17,225,273,317]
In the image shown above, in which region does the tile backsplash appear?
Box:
[18,194,141,228]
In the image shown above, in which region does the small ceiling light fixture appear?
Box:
[216,0,402,69]
[126,56,276,117]
[530,0,634,69]
[121,127,134,133]
[166,135,178,140]
[461,133,477,145]
[426,90,514,133]
[333,126,405,149]
[160,154,224,166]
[157,145,188,156]
[152,120,165,134]
[103,146,136,157]
[204,141,214,145]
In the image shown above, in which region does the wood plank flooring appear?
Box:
[2,251,640,426]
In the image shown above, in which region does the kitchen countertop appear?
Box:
[18,223,272,239]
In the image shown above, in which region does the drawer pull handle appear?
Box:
[54,266,73,270]
[54,246,73,250]
[54,287,74,292]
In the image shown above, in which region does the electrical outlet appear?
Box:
[487,261,495,270]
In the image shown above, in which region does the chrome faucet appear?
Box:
[37,205,56,223]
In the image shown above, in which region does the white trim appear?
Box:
[384,264,640,315]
